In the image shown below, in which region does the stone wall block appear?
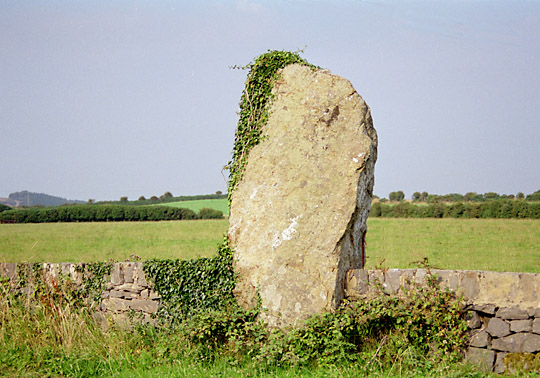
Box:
[129,299,159,314]
[518,273,540,304]
[133,263,148,287]
[510,319,533,333]
[492,333,529,353]
[494,352,508,374]
[101,298,131,313]
[385,269,402,294]
[108,290,125,299]
[141,289,149,299]
[460,271,480,299]
[433,269,459,291]
[473,303,498,316]
[399,269,416,290]
[124,263,135,283]
[486,318,511,338]
[369,270,385,289]
[469,330,490,348]
[533,318,540,334]
[465,311,483,329]
[115,283,144,292]
[465,347,495,371]
[0,263,17,281]
[414,269,427,284]
[497,307,529,320]
[110,264,123,286]
[522,333,540,353]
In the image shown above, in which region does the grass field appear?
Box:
[0,220,228,263]
[161,198,229,215]
[1,218,539,272]
[365,218,540,273]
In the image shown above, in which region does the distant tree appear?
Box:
[87,199,95,204]
[526,190,540,201]
[517,192,525,200]
[138,196,146,201]
[215,190,223,195]
[484,192,500,200]
[420,191,428,202]
[412,192,421,202]
[163,192,173,199]
[389,191,405,202]
[150,196,159,202]
[120,196,128,202]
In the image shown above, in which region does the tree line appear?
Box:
[370,199,540,219]
[384,189,540,203]
[95,192,227,206]
[0,204,223,224]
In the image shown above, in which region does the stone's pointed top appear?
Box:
[229,64,377,328]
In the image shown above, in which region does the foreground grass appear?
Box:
[1,218,539,272]
[0,220,228,263]
[0,280,499,378]
[113,358,496,378]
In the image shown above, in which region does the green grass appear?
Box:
[161,198,229,215]
[1,218,539,272]
[0,220,228,263]
[365,218,540,273]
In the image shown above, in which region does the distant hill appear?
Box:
[7,191,85,207]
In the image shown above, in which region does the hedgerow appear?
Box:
[370,199,540,219]
[0,204,202,223]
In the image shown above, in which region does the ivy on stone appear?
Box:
[227,50,318,204]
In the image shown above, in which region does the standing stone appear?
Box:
[228,64,377,328]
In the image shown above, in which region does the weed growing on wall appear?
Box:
[227,50,318,203]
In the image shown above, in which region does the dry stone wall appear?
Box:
[346,268,540,373]
[1,262,539,373]
[0,262,160,329]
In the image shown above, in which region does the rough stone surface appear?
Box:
[473,303,498,316]
[533,318,540,334]
[492,333,538,353]
[465,310,482,329]
[229,64,377,328]
[510,319,533,333]
[494,352,508,374]
[497,307,529,320]
[129,299,159,314]
[486,318,511,338]
[469,330,490,348]
[522,333,540,353]
[466,347,495,371]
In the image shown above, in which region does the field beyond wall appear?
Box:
[1,218,538,273]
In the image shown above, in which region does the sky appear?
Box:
[1,0,539,201]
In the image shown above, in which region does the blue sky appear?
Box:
[1,0,539,201]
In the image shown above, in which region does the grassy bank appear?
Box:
[1,218,538,272]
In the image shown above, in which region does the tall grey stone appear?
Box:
[229,64,377,328]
